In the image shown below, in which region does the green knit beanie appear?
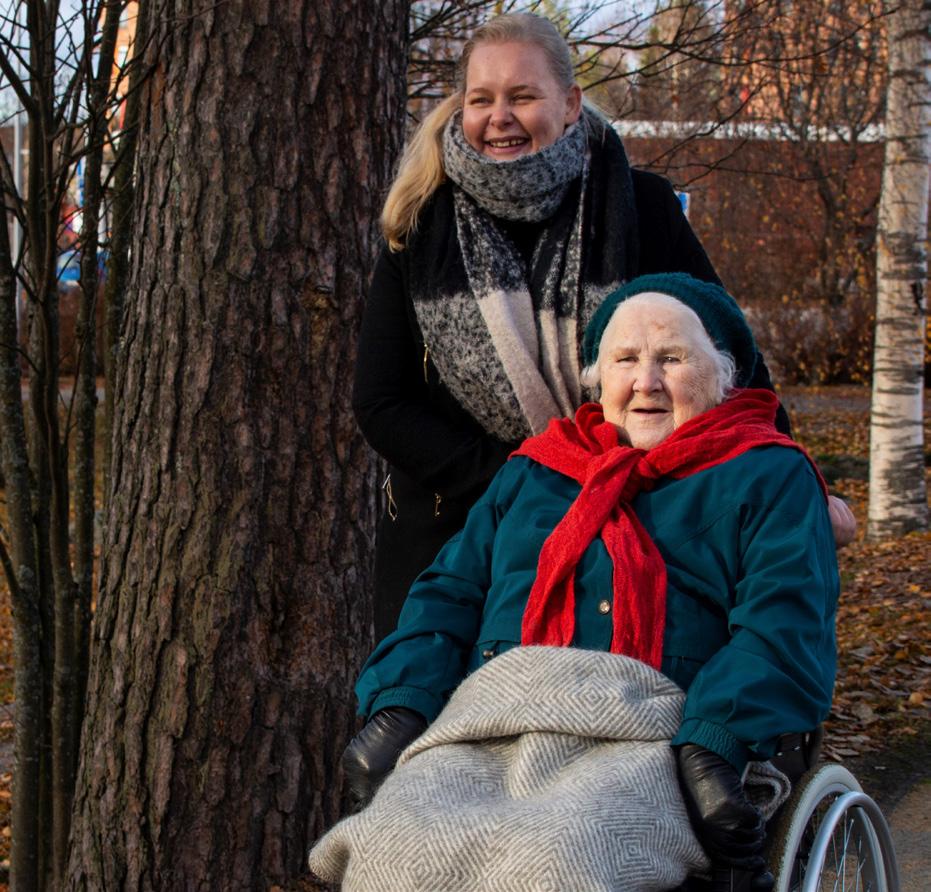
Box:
[582,273,758,387]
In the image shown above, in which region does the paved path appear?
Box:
[889,780,930,892]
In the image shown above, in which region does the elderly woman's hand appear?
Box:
[676,744,771,885]
[827,495,856,548]
[341,707,427,810]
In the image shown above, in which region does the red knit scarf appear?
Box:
[512,388,827,669]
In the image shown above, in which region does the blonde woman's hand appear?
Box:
[827,495,856,548]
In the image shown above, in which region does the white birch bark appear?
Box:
[868,0,931,539]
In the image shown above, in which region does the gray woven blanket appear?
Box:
[309,647,789,891]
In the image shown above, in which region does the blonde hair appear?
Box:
[381,14,578,251]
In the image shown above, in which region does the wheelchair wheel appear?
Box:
[768,763,900,892]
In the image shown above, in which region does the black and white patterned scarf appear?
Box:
[410,108,638,442]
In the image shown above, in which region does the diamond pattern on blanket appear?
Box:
[309,647,789,892]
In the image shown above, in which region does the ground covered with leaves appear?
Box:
[0,385,927,882]
[780,386,931,768]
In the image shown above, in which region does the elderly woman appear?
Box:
[311,274,839,891]
[352,12,833,644]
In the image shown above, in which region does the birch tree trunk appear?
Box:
[66,0,408,888]
[867,0,931,539]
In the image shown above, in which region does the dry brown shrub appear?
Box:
[746,293,875,385]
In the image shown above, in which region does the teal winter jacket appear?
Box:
[355,445,839,772]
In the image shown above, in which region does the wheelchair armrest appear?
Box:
[770,728,823,785]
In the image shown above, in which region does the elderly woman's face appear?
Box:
[598,296,720,450]
[462,41,582,160]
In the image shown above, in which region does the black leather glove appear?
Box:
[676,744,767,873]
[341,706,427,810]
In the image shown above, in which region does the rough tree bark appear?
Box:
[67,0,409,888]
[867,0,930,539]
[103,0,150,489]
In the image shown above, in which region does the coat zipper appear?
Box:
[422,344,443,518]
[382,474,398,521]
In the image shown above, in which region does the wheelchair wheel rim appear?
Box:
[771,765,898,892]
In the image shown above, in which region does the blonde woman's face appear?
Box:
[462,41,582,161]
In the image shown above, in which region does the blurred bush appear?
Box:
[746,293,875,385]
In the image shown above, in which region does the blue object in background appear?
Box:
[56,248,109,285]
[57,248,80,283]
[676,190,690,219]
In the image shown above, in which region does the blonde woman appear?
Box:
[353,13,795,642]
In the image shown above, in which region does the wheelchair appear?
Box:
[680,731,901,892]
[765,761,900,891]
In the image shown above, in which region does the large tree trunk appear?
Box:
[867,0,930,539]
[67,1,409,888]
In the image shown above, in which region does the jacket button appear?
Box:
[482,649,495,659]
[598,600,611,614]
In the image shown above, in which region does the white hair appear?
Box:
[580,293,738,404]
